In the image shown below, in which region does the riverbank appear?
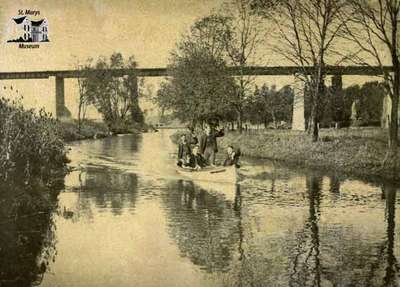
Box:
[219,128,399,182]
[59,120,110,142]
[59,120,151,142]
[171,128,399,182]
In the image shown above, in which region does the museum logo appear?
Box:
[6,10,49,49]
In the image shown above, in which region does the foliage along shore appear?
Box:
[58,119,149,142]
[219,128,400,183]
[171,127,399,182]
[0,98,68,185]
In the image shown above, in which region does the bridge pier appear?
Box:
[331,74,344,127]
[292,77,306,131]
[382,94,392,128]
[50,76,70,120]
[129,74,143,123]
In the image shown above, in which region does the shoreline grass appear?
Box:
[171,127,399,182]
[218,127,399,182]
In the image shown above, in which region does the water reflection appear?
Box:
[288,175,322,287]
[162,180,240,273]
[2,131,399,287]
[64,167,139,218]
[382,184,399,287]
[0,184,61,287]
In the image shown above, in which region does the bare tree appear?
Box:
[74,58,92,132]
[341,0,399,158]
[220,0,265,133]
[253,0,352,141]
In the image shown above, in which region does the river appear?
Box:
[3,130,400,287]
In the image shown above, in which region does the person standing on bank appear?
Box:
[199,123,224,166]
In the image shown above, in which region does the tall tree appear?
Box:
[83,53,142,132]
[155,17,236,127]
[220,0,264,133]
[342,0,400,159]
[252,0,352,141]
[74,58,92,132]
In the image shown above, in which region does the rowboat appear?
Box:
[176,165,239,201]
[176,165,238,184]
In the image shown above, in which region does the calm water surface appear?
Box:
[6,130,400,287]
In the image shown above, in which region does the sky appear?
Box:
[0,0,225,70]
[0,0,384,118]
[0,0,226,117]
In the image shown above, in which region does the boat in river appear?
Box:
[176,165,239,201]
[176,165,238,184]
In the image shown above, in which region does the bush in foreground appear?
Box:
[0,98,68,184]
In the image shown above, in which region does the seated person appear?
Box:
[177,134,191,167]
[223,145,241,167]
[184,145,207,170]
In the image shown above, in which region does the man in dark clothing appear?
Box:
[199,124,224,166]
[177,134,191,167]
[223,146,241,168]
[187,145,207,170]
[186,126,198,146]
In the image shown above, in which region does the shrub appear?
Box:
[0,97,68,184]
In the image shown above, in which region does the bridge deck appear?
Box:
[0,66,392,80]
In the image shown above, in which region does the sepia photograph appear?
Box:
[0,0,399,286]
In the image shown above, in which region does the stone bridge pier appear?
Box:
[49,76,71,119]
[291,74,343,131]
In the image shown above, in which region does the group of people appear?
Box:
[177,124,240,170]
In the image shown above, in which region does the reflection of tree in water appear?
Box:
[76,167,139,216]
[0,182,63,287]
[288,176,400,287]
[288,175,322,287]
[162,180,240,273]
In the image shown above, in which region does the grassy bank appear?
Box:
[219,128,399,182]
[171,127,399,181]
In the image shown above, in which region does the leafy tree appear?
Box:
[83,53,143,132]
[258,84,294,127]
[245,84,294,127]
[155,18,236,127]
[342,82,385,126]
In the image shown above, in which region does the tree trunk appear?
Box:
[382,16,399,175]
[237,110,243,134]
[272,111,277,129]
[77,101,82,132]
[389,56,399,151]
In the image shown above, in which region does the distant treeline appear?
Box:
[161,80,386,130]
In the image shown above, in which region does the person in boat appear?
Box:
[186,125,198,146]
[199,123,224,166]
[223,145,241,168]
[185,145,207,170]
[177,134,191,167]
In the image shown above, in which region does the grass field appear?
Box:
[219,127,399,182]
[171,127,399,182]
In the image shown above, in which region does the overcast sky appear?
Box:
[0,0,224,71]
[0,0,383,118]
